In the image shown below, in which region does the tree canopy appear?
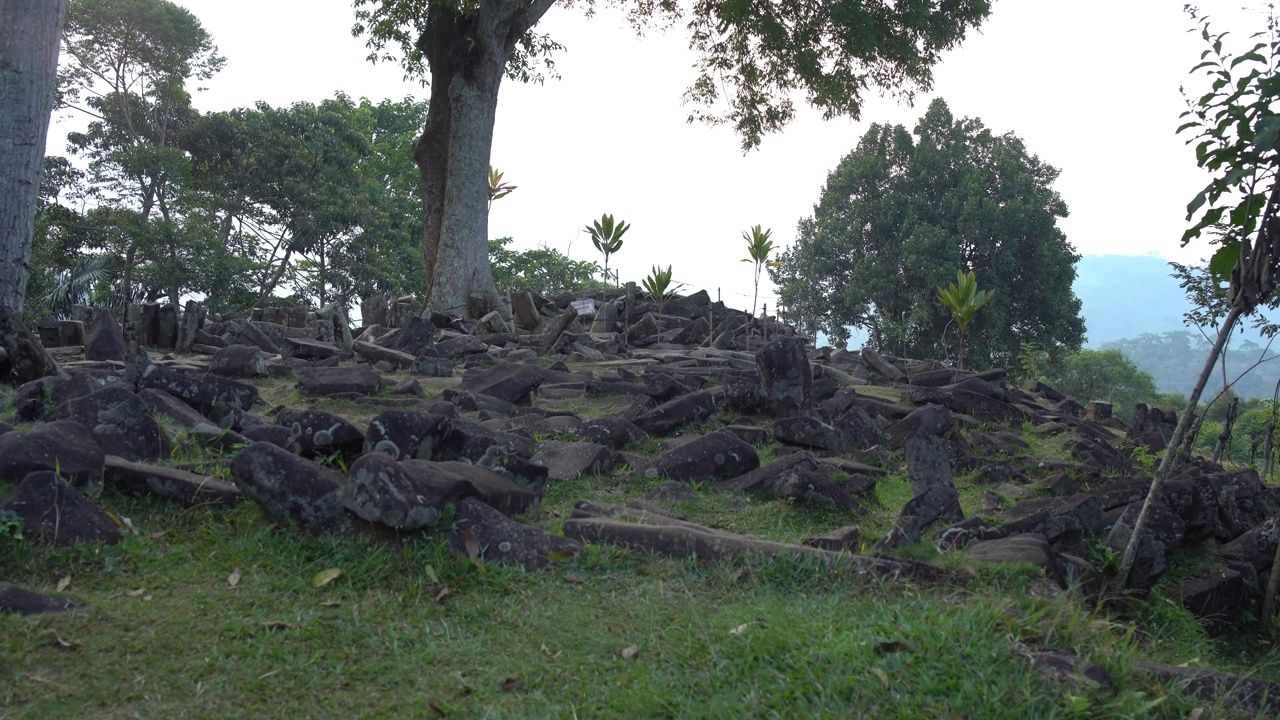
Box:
[351,0,993,317]
[772,98,1086,368]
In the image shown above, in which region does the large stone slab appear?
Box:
[530,440,614,481]
[457,361,545,404]
[0,471,121,547]
[296,365,381,397]
[755,337,811,416]
[103,455,241,507]
[0,420,105,488]
[364,410,453,461]
[67,386,171,462]
[230,442,349,534]
[635,430,759,483]
[447,497,579,571]
[632,390,718,437]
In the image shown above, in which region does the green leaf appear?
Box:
[1208,243,1241,283]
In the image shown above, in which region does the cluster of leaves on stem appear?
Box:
[585,213,630,286]
[937,269,995,370]
[642,265,676,313]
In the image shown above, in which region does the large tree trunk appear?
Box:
[0,0,67,315]
[414,0,555,320]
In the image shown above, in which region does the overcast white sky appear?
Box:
[49,0,1268,313]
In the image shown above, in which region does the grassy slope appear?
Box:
[1,368,1277,718]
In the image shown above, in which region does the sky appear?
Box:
[48,0,1270,315]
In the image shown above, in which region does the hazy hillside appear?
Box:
[1075,255,1194,347]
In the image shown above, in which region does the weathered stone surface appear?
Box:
[401,460,542,515]
[447,497,579,571]
[635,430,759,483]
[84,309,126,362]
[723,374,765,413]
[363,410,452,461]
[282,336,341,360]
[0,420,105,488]
[802,525,864,552]
[773,468,873,512]
[0,582,80,615]
[67,386,171,462]
[414,356,456,377]
[341,453,445,530]
[834,404,887,451]
[755,337,811,416]
[229,442,349,534]
[712,452,816,494]
[458,361,545,404]
[875,433,963,552]
[771,416,847,452]
[137,364,258,414]
[296,365,381,397]
[103,455,240,507]
[1105,501,1186,593]
[1174,568,1245,632]
[1137,661,1280,714]
[888,404,954,448]
[238,321,281,354]
[209,345,268,378]
[0,307,69,384]
[530,440,614,481]
[278,409,365,464]
[0,471,121,547]
[395,316,437,356]
[435,334,489,359]
[966,533,1066,587]
[643,480,698,504]
[352,341,416,370]
[437,420,536,464]
[12,373,101,421]
[242,423,294,449]
[861,348,906,383]
[633,390,718,436]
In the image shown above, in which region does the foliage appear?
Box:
[641,264,676,313]
[58,0,227,307]
[487,166,516,208]
[585,213,630,285]
[741,224,781,320]
[772,99,1085,367]
[489,237,604,298]
[937,269,995,370]
[1040,349,1161,422]
[1178,6,1280,289]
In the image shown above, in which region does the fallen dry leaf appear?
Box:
[500,676,522,693]
[150,530,168,540]
[312,568,342,588]
[228,567,241,588]
[544,549,576,561]
[1188,709,1205,720]
[620,645,640,660]
[428,700,449,717]
[563,574,584,585]
[462,528,481,559]
[262,620,293,631]
[56,576,71,592]
[126,588,146,597]
[42,629,80,650]
[320,600,342,608]
[258,669,279,680]
[729,623,751,637]
[871,667,890,690]
[434,586,453,603]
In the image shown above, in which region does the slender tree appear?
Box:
[0,0,67,315]
[352,0,992,318]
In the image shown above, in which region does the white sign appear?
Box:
[571,299,597,317]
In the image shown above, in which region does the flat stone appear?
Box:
[0,582,80,615]
[103,455,240,507]
[296,365,381,397]
[530,440,614,481]
[67,385,171,462]
[636,430,759,483]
